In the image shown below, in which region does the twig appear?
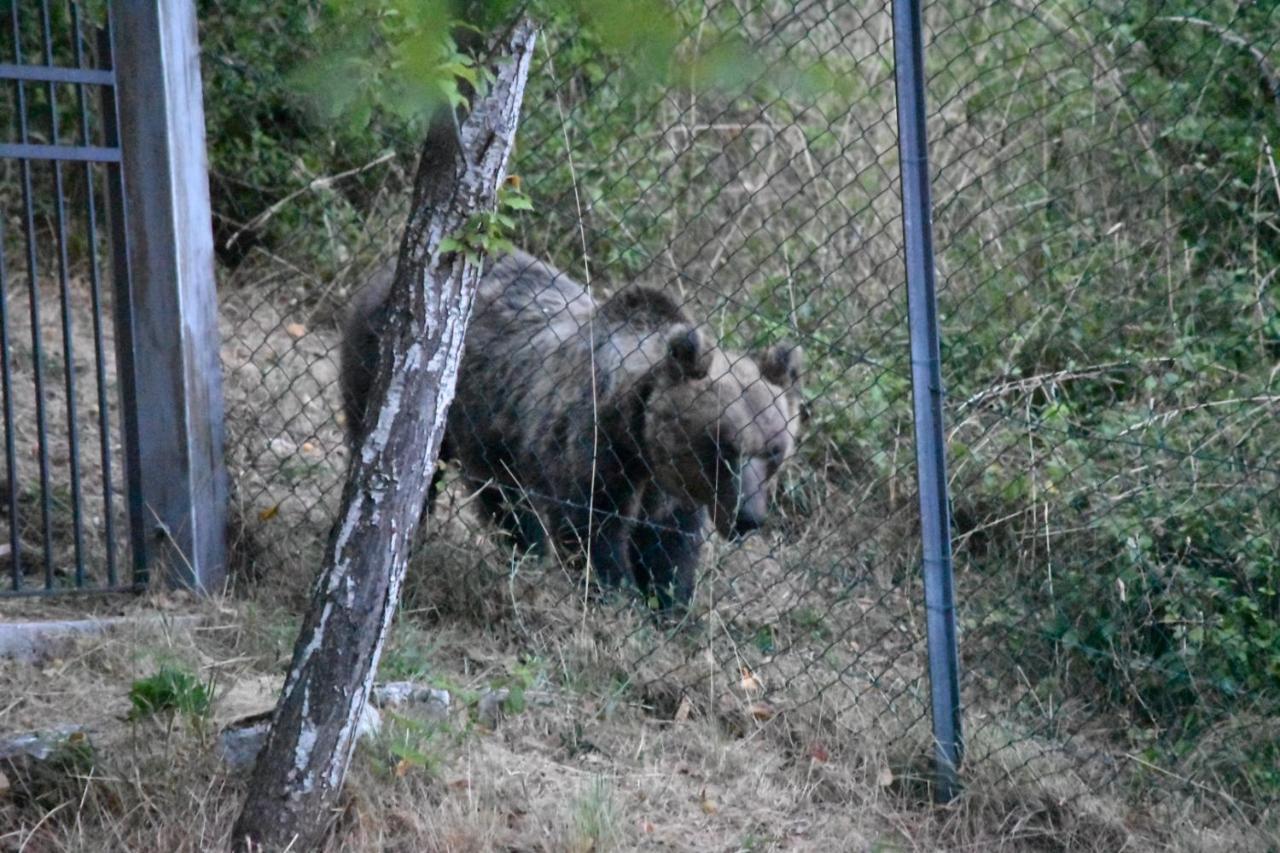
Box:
[147,503,200,590]
[1155,16,1280,120]
[960,360,1166,412]
[17,801,70,851]
[1116,395,1280,437]
[641,122,777,139]
[223,150,396,249]
[1120,752,1247,814]
[1264,136,1280,209]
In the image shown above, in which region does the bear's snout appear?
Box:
[713,456,770,540]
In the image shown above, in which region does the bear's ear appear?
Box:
[664,323,711,381]
[760,342,804,388]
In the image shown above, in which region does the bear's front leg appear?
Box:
[583,515,633,590]
[630,504,705,610]
[475,484,546,553]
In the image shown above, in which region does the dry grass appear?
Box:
[4,1,1279,848]
[4,545,1273,851]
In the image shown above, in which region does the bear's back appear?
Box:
[474,250,595,344]
[449,253,696,506]
[469,253,688,387]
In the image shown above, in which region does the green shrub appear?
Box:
[127,666,216,724]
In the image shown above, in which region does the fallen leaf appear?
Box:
[673,695,693,723]
[876,766,895,787]
[258,504,281,522]
[448,778,471,791]
[394,759,413,778]
[639,820,655,834]
[699,789,718,815]
[807,741,830,763]
[739,666,763,693]
[301,441,317,456]
[504,174,522,190]
[746,702,776,722]
[285,322,307,339]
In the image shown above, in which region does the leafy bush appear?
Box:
[127,666,216,724]
[926,0,1279,796]
[198,0,422,270]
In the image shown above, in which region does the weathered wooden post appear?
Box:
[110,0,228,591]
[232,20,537,850]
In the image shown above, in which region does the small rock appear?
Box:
[310,359,339,386]
[357,702,382,740]
[0,726,85,761]
[217,701,383,771]
[217,719,271,771]
[267,437,296,457]
[371,682,450,720]
[476,688,510,730]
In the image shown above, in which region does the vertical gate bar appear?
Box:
[110,0,228,592]
[98,17,147,588]
[41,0,89,586]
[11,3,57,590]
[0,227,21,591]
[73,1,118,587]
[891,0,963,801]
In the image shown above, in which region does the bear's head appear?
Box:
[642,325,806,539]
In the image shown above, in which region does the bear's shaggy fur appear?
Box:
[341,251,804,608]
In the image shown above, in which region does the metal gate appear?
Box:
[0,3,143,595]
[1,0,227,597]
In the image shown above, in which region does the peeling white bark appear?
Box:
[232,20,537,851]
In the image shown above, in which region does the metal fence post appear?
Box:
[109,0,228,592]
[891,0,964,801]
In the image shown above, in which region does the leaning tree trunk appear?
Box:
[232,20,536,851]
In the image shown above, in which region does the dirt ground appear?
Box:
[1,277,1274,851]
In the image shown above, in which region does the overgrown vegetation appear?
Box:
[925,0,1280,800]
[199,0,1279,828]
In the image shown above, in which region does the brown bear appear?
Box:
[341,251,805,609]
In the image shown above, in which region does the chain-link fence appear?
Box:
[210,0,1278,840]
